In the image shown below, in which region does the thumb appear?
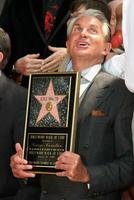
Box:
[15,143,23,157]
[48,45,59,53]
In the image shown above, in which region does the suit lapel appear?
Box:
[28,0,47,46]
[78,72,114,123]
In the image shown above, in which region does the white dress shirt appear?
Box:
[66,62,101,97]
[80,64,101,97]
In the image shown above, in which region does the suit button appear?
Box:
[61,198,66,200]
[84,144,89,149]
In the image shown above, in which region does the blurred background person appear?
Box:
[0,27,27,200]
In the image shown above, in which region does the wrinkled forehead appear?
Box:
[73,15,103,28]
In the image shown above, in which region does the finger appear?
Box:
[10,154,27,169]
[29,58,44,65]
[24,63,42,75]
[11,160,32,171]
[11,143,27,166]
[43,47,67,64]
[48,46,67,56]
[47,65,59,72]
[56,171,66,177]
[12,168,35,178]
[42,54,58,65]
[48,45,60,53]
[57,151,71,161]
[41,60,59,72]
[56,170,73,181]
[15,143,23,155]
[27,53,40,59]
[41,64,59,73]
[55,162,69,171]
[26,67,43,75]
[27,63,42,70]
[57,151,78,166]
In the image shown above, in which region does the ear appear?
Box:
[0,52,4,63]
[102,42,112,56]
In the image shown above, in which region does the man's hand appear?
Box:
[14,47,67,75]
[10,143,35,178]
[55,151,90,183]
[41,46,67,72]
[14,54,43,75]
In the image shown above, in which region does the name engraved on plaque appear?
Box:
[26,133,68,167]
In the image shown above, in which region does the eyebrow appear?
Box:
[73,23,99,30]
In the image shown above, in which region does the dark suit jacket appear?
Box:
[0,0,73,86]
[14,71,134,200]
[0,73,27,199]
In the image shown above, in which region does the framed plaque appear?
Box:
[23,72,80,174]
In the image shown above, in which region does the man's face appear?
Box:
[66,16,110,62]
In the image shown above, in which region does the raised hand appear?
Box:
[14,54,43,75]
[41,46,67,72]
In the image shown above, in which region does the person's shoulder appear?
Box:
[95,70,119,86]
[0,73,27,98]
[98,71,134,97]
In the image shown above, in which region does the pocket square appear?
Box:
[91,110,107,117]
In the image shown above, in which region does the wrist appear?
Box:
[12,65,22,84]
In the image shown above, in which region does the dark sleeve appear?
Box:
[88,91,134,194]
[12,86,27,145]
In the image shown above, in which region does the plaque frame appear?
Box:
[23,72,80,174]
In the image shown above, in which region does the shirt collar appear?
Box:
[67,60,102,82]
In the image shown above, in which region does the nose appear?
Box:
[80,28,88,37]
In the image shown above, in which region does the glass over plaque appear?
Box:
[23,72,80,174]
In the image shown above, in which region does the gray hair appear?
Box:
[0,28,11,68]
[67,9,111,42]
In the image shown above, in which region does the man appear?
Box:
[0,0,74,87]
[11,9,134,200]
[0,28,27,200]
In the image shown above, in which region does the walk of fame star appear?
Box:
[34,80,66,124]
